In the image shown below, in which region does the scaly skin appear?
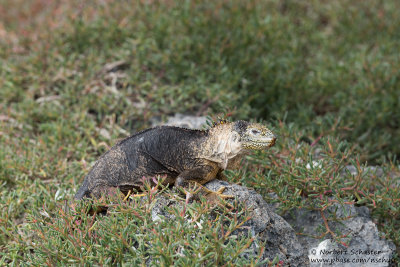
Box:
[75,120,276,200]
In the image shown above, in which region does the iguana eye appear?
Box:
[251,129,260,135]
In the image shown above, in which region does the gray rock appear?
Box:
[151,194,176,222]
[341,165,358,177]
[283,202,396,267]
[150,180,308,266]
[212,181,308,266]
[341,165,389,178]
[341,164,399,186]
[151,113,208,129]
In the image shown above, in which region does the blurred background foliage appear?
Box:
[1,0,400,264]
[1,0,399,163]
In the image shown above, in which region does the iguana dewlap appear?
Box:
[75,120,276,199]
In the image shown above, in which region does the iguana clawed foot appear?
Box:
[203,186,234,200]
[202,186,235,208]
[123,190,147,201]
[180,183,234,203]
[178,184,234,209]
[180,181,235,201]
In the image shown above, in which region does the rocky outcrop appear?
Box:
[151,180,308,266]
[282,203,396,267]
[206,180,309,266]
[151,179,396,266]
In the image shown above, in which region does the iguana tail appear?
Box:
[74,177,90,199]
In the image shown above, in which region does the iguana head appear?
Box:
[233,120,276,150]
[206,120,276,169]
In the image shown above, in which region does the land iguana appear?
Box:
[75,120,276,200]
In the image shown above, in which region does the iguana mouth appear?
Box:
[258,140,275,147]
[252,136,276,147]
[243,138,276,150]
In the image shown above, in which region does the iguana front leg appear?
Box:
[175,163,233,200]
[216,170,228,181]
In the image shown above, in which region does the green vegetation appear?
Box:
[1,0,399,265]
